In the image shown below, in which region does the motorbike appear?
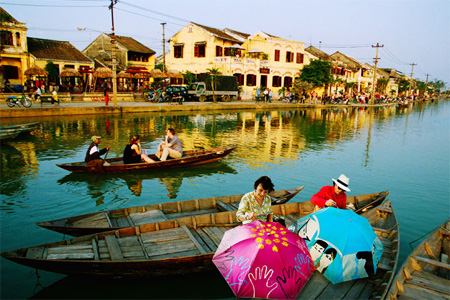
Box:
[6,93,33,108]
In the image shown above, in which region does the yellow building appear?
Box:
[82,34,156,71]
[165,22,309,99]
[27,37,94,80]
[0,7,29,88]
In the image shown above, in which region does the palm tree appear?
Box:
[206,67,222,102]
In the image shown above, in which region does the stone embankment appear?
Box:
[0,99,394,119]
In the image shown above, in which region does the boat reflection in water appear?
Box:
[57,161,237,200]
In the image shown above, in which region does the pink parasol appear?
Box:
[212,221,315,300]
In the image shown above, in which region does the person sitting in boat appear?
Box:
[123,135,154,164]
[156,128,183,161]
[85,136,111,165]
[310,174,350,211]
[236,176,274,224]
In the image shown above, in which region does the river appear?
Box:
[1,100,449,299]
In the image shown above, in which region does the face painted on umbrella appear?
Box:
[298,218,319,241]
[317,247,337,273]
[310,240,328,261]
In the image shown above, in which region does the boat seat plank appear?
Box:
[297,271,330,299]
[72,212,110,228]
[166,208,219,220]
[408,272,450,296]
[342,279,370,300]
[114,217,132,228]
[105,235,124,260]
[201,226,226,247]
[216,200,236,212]
[193,228,217,252]
[141,227,187,243]
[145,238,198,257]
[26,247,46,259]
[401,282,450,300]
[412,269,450,290]
[47,253,94,260]
[130,210,168,225]
[181,225,209,254]
[92,239,99,261]
[147,249,200,260]
[413,256,450,270]
[317,278,354,300]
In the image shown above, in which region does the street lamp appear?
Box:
[77,26,118,106]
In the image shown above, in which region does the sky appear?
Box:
[1,0,449,87]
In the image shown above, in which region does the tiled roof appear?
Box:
[330,51,362,70]
[305,46,331,60]
[108,35,155,54]
[223,28,250,40]
[27,37,92,63]
[0,7,19,23]
[191,22,241,43]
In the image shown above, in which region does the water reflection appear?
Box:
[57,162,237,201]
[0,102,435,200]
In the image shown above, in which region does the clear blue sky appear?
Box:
[2,0,449,87]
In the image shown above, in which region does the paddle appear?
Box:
[102,148,110,164]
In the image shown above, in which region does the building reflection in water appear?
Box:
[0,103,425,200]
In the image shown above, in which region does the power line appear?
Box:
[115,7,185,27]
[0,1,105,7]
[119,1,190,24]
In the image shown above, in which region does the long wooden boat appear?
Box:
[56,146,237,173]
[387,218,450,300]
[36,185,307,236]
[0,122,40,131]
[296,199,399,300]
[0,131,19,143]
[0,122,40,137]
[1,194,397,293]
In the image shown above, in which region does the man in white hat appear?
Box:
[85,136,111,165]
[310,174,351,210]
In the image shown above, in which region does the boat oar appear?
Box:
[102,148,110,163]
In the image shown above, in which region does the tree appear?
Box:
[376,78,388,94]
[292,78,313,97]
[206,67,222,102]
[181,70,196,86]
[299,59,333,96]
[398,78,410,95]
[45,61,59,85]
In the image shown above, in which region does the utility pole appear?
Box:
[425,73,430,96]
[409,63,417,97]
[370,43,383,104]
[161,22,166,73]
[109,0,118,106]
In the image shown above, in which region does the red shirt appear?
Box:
[310,185,347,209]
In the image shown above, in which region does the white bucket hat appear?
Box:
[332,174,351,192]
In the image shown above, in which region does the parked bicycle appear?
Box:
[6,93,33,108]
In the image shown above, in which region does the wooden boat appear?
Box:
[36,185,306,236]
[0,122,40,131]
[388,218,450,300]
[0,122,40,137]
[56,146,237,173]
[1,193,397,290]
[0,131,19,143]
[296,199,399,300]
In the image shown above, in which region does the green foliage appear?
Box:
[206,67,222,102]
[45,61,59,84]
[299,59,333,88]
[181,70,196,85]
[155,63,164,71]
[398,79,410,93]
[278,87,287,97]
[292,78,313,95]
